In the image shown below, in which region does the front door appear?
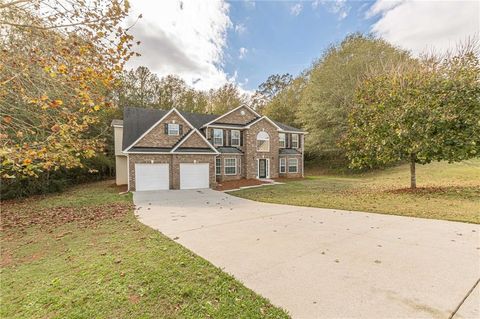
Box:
[258,159,267,178]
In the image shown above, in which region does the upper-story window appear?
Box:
[231,130,240,147]
[291,134,299,148]
[256,131,270,152]
[168,123,179,136]
[213,129,223,146]
[279,133,286,148]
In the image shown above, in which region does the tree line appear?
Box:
[1,1,478,197]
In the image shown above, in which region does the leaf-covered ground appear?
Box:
[232,160,480,224]
[1,181,288,319]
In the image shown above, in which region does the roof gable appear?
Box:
[171,129,219,154]
[203,105,260,127]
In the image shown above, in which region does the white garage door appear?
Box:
[135,163,169,191]
[180,163,209,189]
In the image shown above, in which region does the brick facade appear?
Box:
[212,106,257,125]
[179,131,210,148]
[216,154,244,182]
[278,154,303,178]
[128,154,216,191]
[135,112,190,148]
[124,106,304,190]
[244,118,280,179]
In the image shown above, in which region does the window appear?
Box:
[279,158,286,173]
[291,134,299,148]
[256,131,270,152]
[216,158,221,175]
[231,130,240,146]
[213,129,223,146]
[288,158,298,173]
[279,133,286,148]
[168,123,179,136]
[224,158,237,175]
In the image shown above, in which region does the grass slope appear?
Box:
[232,160,480,224]
[1,181,288,319]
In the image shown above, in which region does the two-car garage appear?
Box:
[134,162,210,191]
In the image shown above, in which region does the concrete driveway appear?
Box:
[134,189,480,319]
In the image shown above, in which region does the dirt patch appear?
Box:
[216,179,269,191]
[109,183,128,193]
[1,202,133,233]
[128,294,141,304]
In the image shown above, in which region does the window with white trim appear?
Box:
[216,158,221,175]
[291,134,299,148]
[279,158,286,173]
[224,158,237,175]
[288,158,298,173]
[168,123,179,136]
[231,130,240,146]
[256,131,270,152]
[279,133,286,148]
[213,129,223,146]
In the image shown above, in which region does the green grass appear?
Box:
[232,160,480,224]
[1,181,288,319]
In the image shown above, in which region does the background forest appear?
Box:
[1,0,478,198]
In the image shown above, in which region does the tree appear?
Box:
[251,73,293,113]
[117,66,160,108]
[262,76,306,127]
[208,83,246,114]
[344,44,480,189]
[0,0,135,179]
[298,34,411,160]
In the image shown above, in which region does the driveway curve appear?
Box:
[134,189,479,319]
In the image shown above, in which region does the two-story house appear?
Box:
[112,105,306,191]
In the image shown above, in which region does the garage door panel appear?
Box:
[180,163,209,189]
[135,163,169,191]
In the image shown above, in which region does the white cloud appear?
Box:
[290,3,303,16]
[368,0,480,55]
[235,23,247,35]
[312,0,350,20]
[243,0,256,9]
[126,0,232,91]
[238,47,248,59]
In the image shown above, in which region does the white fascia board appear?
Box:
[125,152,172,155]
[123,108,194,152]
[201,105,261,128]
[171,128,220,155]
[244,116,283,131]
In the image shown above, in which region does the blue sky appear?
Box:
[127,0,479,92]
[224,1,377,90]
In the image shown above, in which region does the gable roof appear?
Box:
[122,107,218,151]
[201,105,261,127]
[121,107,306,151]
[273,121,304,133]
[171,129,219,154]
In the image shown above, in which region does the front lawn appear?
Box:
[1,181,288,319]
[232,160,480,224]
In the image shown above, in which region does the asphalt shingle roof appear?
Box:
[120,107,304,151]
[216,147,243,154]
[273,121,304,132]
[279,148,301,155]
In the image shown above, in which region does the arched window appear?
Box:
[256,131,270,152]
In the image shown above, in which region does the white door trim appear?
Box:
[256,158,270,179]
